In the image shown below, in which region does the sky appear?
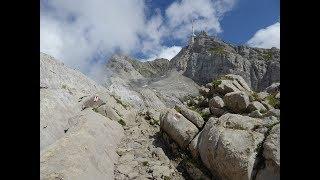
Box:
[40,0,280,78]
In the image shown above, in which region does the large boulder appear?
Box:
[160,109,199,149]
[215,79,241,95]
[198,113,265,180]
[256,124,280,180]
[175,104,205,128]
[224,74,253,93]
[224,92,250,113]
[188,132,201,159]
[209,96,225,109]
[199,86,210,97]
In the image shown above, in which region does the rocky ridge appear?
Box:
[170,32,280,91]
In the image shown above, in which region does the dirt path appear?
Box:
[114,112,186,180]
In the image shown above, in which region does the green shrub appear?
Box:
[118,119,126,126]
[93,107,99,113]
[62,84,67,89]
[250,92,261,102]
[262,51,273,60]
[212,79,222,87]
[266,95,280,108]
[209,46,226,56]
[111,94,129,109]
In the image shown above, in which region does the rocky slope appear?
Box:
[170,32,280,91]
[160,75,280,180]
[40,32,280,180]
[40,53,132,179]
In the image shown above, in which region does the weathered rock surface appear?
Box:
[41,32,280,180]
[224,91,250,113]
[160,109,199,149]
[175,104,205,128]
[265,83,280,95]
[256,124,280,180]
[40,53,127,179]
[209,96,225,109]
[40,110,124,180]
[248,101,267,113]
[170,33,280,91]
[198,113,265,180]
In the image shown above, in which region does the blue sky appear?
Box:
[40,0,280,78]
[144,0,279,46]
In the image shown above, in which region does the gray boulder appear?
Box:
[215,79,241,95]
[188,132,201,159]
[175,104,205,128]
[256,124,280,180]
[209,96,225,109]
[198,113,265,180]
[210,107,226,117]
[160,109,199,149]
[247,101,267,113]
[199,86,210,97]
[249,110,264,118]
[257,92,270,100]
[224,92,250,113]
[265,109,280,118]
[265,83,280,95]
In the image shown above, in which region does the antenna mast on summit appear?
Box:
[192,19,195,37]
[190,19,196,44]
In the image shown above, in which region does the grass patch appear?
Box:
[110,94,129,109]
[163,176,171,180]
[262,51,273,61]
[149,119,160,126]
[118,119,126,126]
[92,107,99,113]
[250,92,262,102]
[174,106,181,113]
[212,79,222,87]
[199,111,211,121]
[266,94,280,108]
[209,46,226,56]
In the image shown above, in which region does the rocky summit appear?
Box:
[40,34,280,180]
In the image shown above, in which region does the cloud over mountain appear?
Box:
[247,22,280,49]
[40,0,237,75]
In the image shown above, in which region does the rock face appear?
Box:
[175,104,205,128]
[247,101,267,113]
[209,96,225,109]
[160,109,199,149]
[105,54,200,109]
[265,83,280,95]
[40,53,127,179]
[198,114,265,180]
[170,33,280,91]
[224,91,250,113]
[256,124,280,180]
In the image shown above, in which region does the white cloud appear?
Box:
[41,0,146,74]
[247,22,280,49]
[40,0,237,78]
[143,46,182,61]
[165,0,237,39]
